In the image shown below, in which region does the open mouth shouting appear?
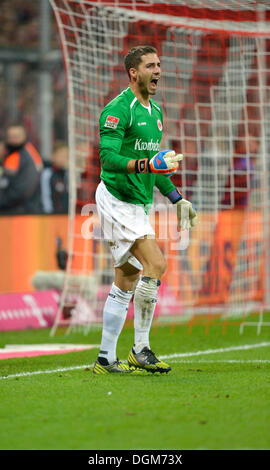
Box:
[149,77,160,93]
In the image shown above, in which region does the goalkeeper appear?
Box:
[94,45,197,375]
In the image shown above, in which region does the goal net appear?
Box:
[49,0,270,334]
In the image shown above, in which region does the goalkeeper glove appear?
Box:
[135,150,183,176]
[176,198,197,230]
[166,188,197,230]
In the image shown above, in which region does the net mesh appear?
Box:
[49,0,270,333]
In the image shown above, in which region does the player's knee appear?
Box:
[115,262,141,292]
[144,257,166,279]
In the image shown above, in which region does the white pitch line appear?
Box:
[159,341,270,360]
[0,342,270,380]
[0,364,94,381]
[168,359,270,364]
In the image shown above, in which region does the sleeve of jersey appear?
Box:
[99,104,131,173]
[155,174,176,196]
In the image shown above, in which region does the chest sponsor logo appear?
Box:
[104,115,120,129]
[134,139,160,151]
[157,119,162,131]
[137,122,147,126]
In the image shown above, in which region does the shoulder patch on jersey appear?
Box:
[157,119,163,131]
[104,115,120,129]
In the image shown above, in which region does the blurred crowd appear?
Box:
[0,124,69,215]
[0,0,67,151]
[0,0,59,47]
[0,1,69,215]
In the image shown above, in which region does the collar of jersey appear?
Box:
[126,86,153,110]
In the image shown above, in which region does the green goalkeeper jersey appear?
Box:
[99,86,176,206]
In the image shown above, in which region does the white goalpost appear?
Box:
[49,0,270,335]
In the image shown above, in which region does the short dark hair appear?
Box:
[124,45,158,79]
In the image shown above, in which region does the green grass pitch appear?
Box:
[0,316,270,450]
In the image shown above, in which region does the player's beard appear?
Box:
[137,75,156,96]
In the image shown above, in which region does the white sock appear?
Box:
[98,283,133,364]
[133,276,160,354]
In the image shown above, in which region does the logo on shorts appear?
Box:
[104,115,120,129]
[157,119,162,131]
